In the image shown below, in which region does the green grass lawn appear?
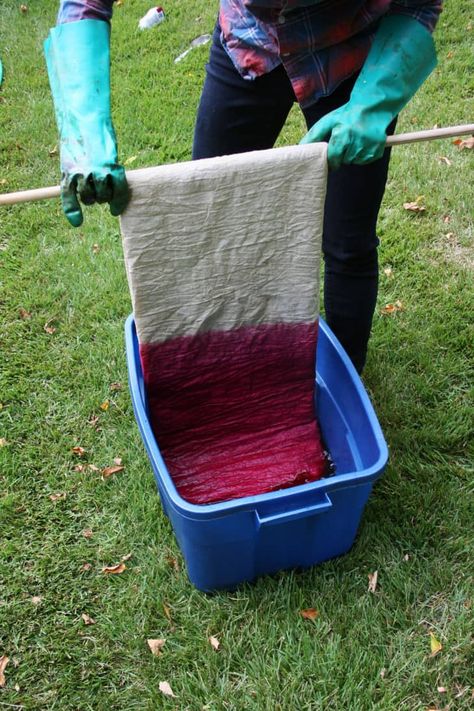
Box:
[1,1,473,709]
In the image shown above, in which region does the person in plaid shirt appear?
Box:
[46,0,442,371]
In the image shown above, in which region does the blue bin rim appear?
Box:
[125,314,388,521]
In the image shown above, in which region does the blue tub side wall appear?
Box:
[168,482,374,591]
[254,483,373,577]
[171,509,259,591]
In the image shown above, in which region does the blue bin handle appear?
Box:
[256,492,332,528]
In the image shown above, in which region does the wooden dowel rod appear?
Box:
[1,124,473,207]
[386,123,474,146]
[0,184,61,205]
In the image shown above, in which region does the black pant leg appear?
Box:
[192,24,296,159]
[303,84,396,372]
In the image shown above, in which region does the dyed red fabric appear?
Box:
[140,321,329,504]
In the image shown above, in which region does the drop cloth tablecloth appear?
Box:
[121,143,328,504]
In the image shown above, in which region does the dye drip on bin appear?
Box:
[140,320,332,504]
[120,143,329,505]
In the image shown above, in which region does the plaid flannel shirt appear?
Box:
[58,0,442,107]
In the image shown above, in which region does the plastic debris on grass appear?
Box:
[139,7,165,31]
[175,34,211,63]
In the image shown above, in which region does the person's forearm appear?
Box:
[301,13,438,168]
[57,0,114,24]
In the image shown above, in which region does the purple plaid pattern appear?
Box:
[57,0,442,107]
[57,0,113,23]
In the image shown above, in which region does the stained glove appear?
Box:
[44,20,129,227]
[301,15,437,170]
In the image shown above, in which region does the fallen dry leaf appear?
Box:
[19,307,32,319]
[453,136,474,150]
[92,243,100,254]
[159,681,176,698]
[368,570,378,593]
[121,553,133,562]
[49,492,66,502]
[0,655,9,687]
[20,4,28,13]
[381,300,404,315]
[437,687,447,693]
[72,446,86,457]
[383,267,393,277]
[163,602,172,622]
[81,562,92,571]
[113,457,123,466]
[437,156,452,166]
[88,414,100,428]
[165,554,180,572]
[82,528,93,539]
[209,635,220,651]
[48,145,58,156]
[403,195,426,213]
[147,638,166,656]
[430,632,443,657]
[102,562,126,575]
[81,613,96,626]
[31,596,43,605]
[300,608,319,621]
[0,438,8,447]
[99,400,110,411]
[110,382,123,391]
[102,465,125,479]
[443,215,451,224]
[75,462,100,472]
[44,321,56,335]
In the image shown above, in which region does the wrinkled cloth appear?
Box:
[121,144,329,504]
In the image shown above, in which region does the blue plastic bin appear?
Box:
[125,315,388,591]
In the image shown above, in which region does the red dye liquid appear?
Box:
[140,321,330,504]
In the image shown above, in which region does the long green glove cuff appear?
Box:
[44,20,129,226]
[301,15,437,169]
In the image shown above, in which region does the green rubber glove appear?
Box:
[44,20,129,227]
[301,15,437,170]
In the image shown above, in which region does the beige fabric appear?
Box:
[120,143,328,345]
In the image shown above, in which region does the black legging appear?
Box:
[193,25,396,373]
